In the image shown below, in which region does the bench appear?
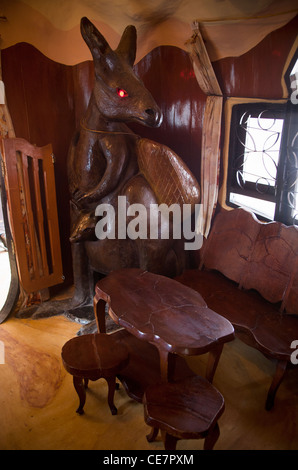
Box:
[176,208,298,410]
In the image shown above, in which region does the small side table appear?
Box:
[61,333,129,415]
[94,268,234,394]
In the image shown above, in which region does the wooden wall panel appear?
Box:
[71,61,94,128]
[212,16,297,212]
[213,15,298,99]
[132,46,205,181]
[2,43,76,288]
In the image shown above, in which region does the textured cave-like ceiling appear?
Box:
[0,0,297,64]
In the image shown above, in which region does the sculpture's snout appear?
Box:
[144,107,163,128]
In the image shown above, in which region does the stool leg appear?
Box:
[73,376,86,415]
[84,378,89,389]
[164,433,178,450]
[146,427,159,443]
[204,423,220,450]
[105,376,118,415]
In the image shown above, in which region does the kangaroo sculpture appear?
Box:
[20,17,200,322]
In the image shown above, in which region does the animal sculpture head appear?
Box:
[80,17,163,128]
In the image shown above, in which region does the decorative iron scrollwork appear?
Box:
[283,129,298,225]
[229,102,298,226]
[234,109,283,195]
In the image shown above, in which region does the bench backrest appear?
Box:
[200,208,298,315]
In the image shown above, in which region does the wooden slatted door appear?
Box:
[1,137,63,294]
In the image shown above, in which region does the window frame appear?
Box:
[220,48,298,227]
[225,100,298,226]
[227,101,286,210]
[225,101,287,221]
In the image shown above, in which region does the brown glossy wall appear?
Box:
[213,15,298,99]
[2,43,76,287]
[132,46,206,179]
[213,15,297,204]
[1,16,297,288]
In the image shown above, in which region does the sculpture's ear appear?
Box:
[116,25,137,66]
[80,17,112,61]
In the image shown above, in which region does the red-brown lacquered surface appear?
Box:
[61,333,129,379]
[95,268,234,357]
[143,375,224,439]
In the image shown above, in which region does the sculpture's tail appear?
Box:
[137,138,200,210]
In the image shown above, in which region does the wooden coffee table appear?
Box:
[94,268,234,402]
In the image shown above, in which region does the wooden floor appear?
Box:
[0,311,297,451]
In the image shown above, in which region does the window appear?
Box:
[227,103,286,220]
[226,54,298,226]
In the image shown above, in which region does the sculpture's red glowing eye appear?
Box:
[117,88,128,98]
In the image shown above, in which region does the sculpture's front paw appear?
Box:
[70,212,97,242]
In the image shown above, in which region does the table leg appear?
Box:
[206,344,223,383]
[93,295,106,333]
[158,349,175,382]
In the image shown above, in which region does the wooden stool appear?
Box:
[143,375,225,450]
[61,333,129,415]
